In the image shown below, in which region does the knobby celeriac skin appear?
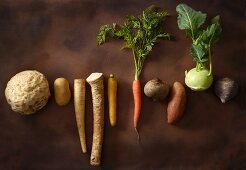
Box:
[176,3,222,91]
[86,73,104,166]
[5,70,50,115]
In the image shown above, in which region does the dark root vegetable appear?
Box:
[144,78,169,101]
[214,77,238,103]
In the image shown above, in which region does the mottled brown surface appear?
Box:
[0,0,245,169]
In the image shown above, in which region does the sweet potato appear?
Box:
[167,81,186,124]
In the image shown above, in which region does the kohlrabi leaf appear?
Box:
[191,44,208,64]
[176,4,206,40]
[199,16,222,45]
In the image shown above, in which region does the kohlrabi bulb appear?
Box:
[185,68,213,91]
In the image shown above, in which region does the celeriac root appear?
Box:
[74,79,87,153]
[86,73,104,166]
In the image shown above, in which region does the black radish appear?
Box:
[214,77,238,103]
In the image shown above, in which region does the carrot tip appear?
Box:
[135,127,140,141]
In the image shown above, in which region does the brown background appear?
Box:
[0,0,245,169]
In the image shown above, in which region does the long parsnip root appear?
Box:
[86,73,104,166]
[74,79,87,153]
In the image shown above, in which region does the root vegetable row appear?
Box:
[5,69,237,167]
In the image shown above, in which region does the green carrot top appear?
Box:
[97,5,171,80]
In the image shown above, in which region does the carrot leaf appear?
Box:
[97,6,171,80]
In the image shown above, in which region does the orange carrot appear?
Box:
[133,80,141,140]
[97,7,171,141]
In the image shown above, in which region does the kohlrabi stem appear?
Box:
[196,63,203,71]
[208,45,212,75]
[196,63,198,71]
